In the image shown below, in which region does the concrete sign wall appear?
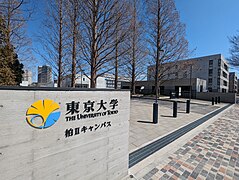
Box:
[0,89,130,180]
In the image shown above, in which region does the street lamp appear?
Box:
[189,64,193,100]
[153,49,164,124]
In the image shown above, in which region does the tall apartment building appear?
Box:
[38,65,52,84]
[147,54,229,92]
[229,72,238,93]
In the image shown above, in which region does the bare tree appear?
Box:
[122,0,148,94]
[65,0,82,87]
[36,0,68,87]
[0,0,33,62]
[228,32,239,67]
[146,0,189,97]
[112,1,130,89]
[80,0,128,88]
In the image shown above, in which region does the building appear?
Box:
[62,73,130,89]
[20,70,32,86]
[62,74,90,88]
[229,72,238,93]
[238,79,239,93]
[121,78,206,98]
[147,54,229,93]
[38,65,52,84]
[101,74,130,89]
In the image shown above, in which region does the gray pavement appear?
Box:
[129,98,226,152]
[127,103,239,180]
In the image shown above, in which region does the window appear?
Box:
[218,59,221,66]
[209,69,213,76]
[83,78,85,81]
[106,80,114,88]
[183,71,188,78]
[208,78,212,84]
[218,68,221,75]
[217,78,220,85]
[175,72,178,77]
[223,80,227,86]
[223,71,227,78]
[224,64,228,71]
[209,60,213,66]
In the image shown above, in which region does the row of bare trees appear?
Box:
[1,0,189,95]
[38,0,188,92]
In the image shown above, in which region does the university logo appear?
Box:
[26,99,61,129]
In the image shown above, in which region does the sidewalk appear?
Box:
[133,95,215,106]
[128,104,239,180]
[129,99,227,152]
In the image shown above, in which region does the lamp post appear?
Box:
[189,64,192,100]
[153,49,164,124]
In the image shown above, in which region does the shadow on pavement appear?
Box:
[160,115,173,118]
[137,120,155,124]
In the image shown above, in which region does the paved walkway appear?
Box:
[128,104,239,180]
[129,99,226,152]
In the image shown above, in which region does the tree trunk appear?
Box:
[58,0,63,87]
[155,0,161,99]
[71,1,77,88]
[131,0,137,95]
[90,0,97,88]
[114,34,118,89]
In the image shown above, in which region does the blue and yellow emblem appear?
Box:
[26,99,61,129]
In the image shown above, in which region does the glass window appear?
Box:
[224,64,228,71]
[223,80,227,86]
[209,60,213,66]
[209,69,213,76]
[106,80,114,88]
[223,71,227,78]
[208,78,212,84]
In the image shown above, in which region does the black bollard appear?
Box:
[218,96,221,104]
[153,103,158,124]
[186,100,190,113]
[173,101,177,118]
[212,97,214,105]
[215,97,218,104]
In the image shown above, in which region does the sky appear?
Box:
[174,0,239,68]
[26,0,239,80]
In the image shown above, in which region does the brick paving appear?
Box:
[128,104,239,180]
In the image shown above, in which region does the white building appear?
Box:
[229,72,238,93]
[20,70,32,86]
[62,73,130,89]
[148,54,229,93]
[62,74,90,88]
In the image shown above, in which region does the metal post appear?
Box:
[186,100,190,113]
[153,49,163,123]
[173,101,177,118]
[212,97,214,105]
[218,96,220,104]
[153,103,158,124]
[215,97,218,104]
